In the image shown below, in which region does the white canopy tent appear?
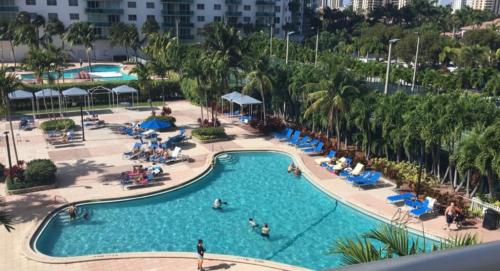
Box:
[88,86,113,109]
[112,85,139,107]
[221,91,262,118]
[8,90,36,120]
[34,89,62,117]
[62,87,90,110]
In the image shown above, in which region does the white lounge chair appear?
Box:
[164,147,189,164]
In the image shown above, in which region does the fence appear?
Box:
[470,197,500,214]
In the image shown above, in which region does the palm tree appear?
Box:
[0,67,22,164]
[242,54,273,125]
[131,63,152,107]
[32,14,46,47]
[126,25,140,63]
[43,18,66,48]
[109,22,129,58]
[141,17,160,37]
[0,22,17,69]
[304,68,359,150]
[182,49,207,119]
[0,197,14,232]
[64,22,95,73]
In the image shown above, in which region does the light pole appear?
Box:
[411,32,420,92]
[285,31,295,64]
[313,27,320,67]
[384,38,400,95]
[73,102,85,141]
[269,23,273,57]
[4,132,12,179]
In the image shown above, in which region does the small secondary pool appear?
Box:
[33,152,435,270]
[20,64,136,81]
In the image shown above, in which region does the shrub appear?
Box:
[40,119,75,132]
[145,115,176,125]
[24,159,57,185]
[249,116,285,134]
[197,118,221,127]
[192,127,226,140]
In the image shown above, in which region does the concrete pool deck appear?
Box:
[1,100,499,271]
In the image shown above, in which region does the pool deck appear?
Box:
[1,100,499,271]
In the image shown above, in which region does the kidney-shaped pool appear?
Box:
[33,151,433,270]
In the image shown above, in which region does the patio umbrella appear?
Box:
[139,118,172,130]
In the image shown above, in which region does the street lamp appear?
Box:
[268,23,274,57]
[411,32,420,92]
[311,27,320,67]
[72,102,85,141]
[4,132,12,179]
[285,31,295,64]
[384,38,400,95]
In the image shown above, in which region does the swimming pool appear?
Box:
[33,152,434,270]
[19,64,137,81]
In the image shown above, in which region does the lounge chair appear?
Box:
[290,135,309,146]
[283,130,301,143]
[298,139,319,149]
[408,197,436,218]
[314,150,336,165]
[346,171,374,183]
[279,129,298,142]
[326,157,352,171]
[274,128,292,140]
[387,192,415,204]
[339,162,364,177]
[303,141,324,155]
[163,147,189,164]
[352,171,382,187]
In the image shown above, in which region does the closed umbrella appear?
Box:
[139,118,172,130]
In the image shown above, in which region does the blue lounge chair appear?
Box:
[404,198,429,209]
[290,135,310,146]
[315,150,336,165]
[274,128,292,139]
[299,139,319,149]
[283,130,301,143]
[352,172,382,187]
[346,171,373,183]
[304,142,324,154]
[278,129,296,142]
[408,198,436,218]
[387,193,415,204]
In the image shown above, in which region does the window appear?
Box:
[48,13,58,20]
[197,16,204,22]
[146,2,154,8]
[69,13,79,20]
[127,1,136,8]
[196,3,204,10]
[26,0,36,5]
[47,0,57,6]
[146,15,155,20]
[243,5,250,11]
[128,14,137,21]
[243,17,250,23]
[214,16,221,22]
[214,4,221,10]
[68,0,77,6]
[275,6,280,12]
[274,17,280,24]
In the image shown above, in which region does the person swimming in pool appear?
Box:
[294,167,302,176]
[212,198,227,209]
[68,205,77,220]
[248,218,258,228]
[288,162,296,173]
[261,223,270,237]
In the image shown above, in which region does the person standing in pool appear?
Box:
[261,224,270,237]
[197,239,206,270]
[68,205,77,220]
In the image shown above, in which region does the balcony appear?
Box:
[89,21,112,27]
[225,0,242,4]
[255,11,275,17]
[161,10,194,16]
[163,22,194,27]
[0,6,18,12]
[85,8,124,14]
[179,34,194,40]
[225,11,242,17]
[161,0,193,3]
[256,0,275,5]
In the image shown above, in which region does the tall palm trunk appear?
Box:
[335,112,341,150]
[6,99,18,163]
[8,40,16,69]
[487,170,495,198]
[260,89,267,126]
[86,48,93,77]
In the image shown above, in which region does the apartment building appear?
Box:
[0,0,292,61]
[470,0,500,14]
[352,0,384,14]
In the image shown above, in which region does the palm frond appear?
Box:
[330,237,383,265]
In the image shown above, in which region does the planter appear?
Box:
[7,182,58,195]
[191,135,234,144]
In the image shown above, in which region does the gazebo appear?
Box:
[8,90,36,120]
[88,86,113,109]
[62,87,90,110]
[221,91,262,118]
[112,85,139,107]
[34,88,62,116]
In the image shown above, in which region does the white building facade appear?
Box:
[0,0,291,61]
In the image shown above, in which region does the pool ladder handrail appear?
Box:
[391,208,410,226]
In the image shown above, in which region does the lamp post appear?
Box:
[4,132,12,179]
[73,102,85,141]
[269,23,273,57]
[285,31,295,64]
[411,32,420,92]
[384,38,400,95]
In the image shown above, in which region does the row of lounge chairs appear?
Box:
[273,128,325,154]
[387,192,437,218]
[121,164,163,189]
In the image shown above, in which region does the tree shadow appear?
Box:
[4,193,60,224]
[204,263,236,270]
[56,159,113,187]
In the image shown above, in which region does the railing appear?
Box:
[327,241,500,271]
[162,22,194,27]
[85,8,124,14]
[225,0,242,4]
[0,6,18,12]
[256,0,276,5]
[470,197,500,214]
[161,10,194,16]
[255,11,275,17]
[225,11,242,17]
[161,0,193,3]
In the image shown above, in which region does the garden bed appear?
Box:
[5,159,57,193]
[192,127,230,143]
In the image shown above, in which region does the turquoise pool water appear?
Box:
[34,152,434,270]
[20,64,136,81]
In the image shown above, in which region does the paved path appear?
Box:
[0,100,498,271]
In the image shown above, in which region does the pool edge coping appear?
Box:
[22,147,442,270]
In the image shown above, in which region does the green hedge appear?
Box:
[192,127,227,140]
[7,159,57,190]
[40,119,75,131]
[145,115,177,124]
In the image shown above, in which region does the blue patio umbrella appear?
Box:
[139,118,172,130]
